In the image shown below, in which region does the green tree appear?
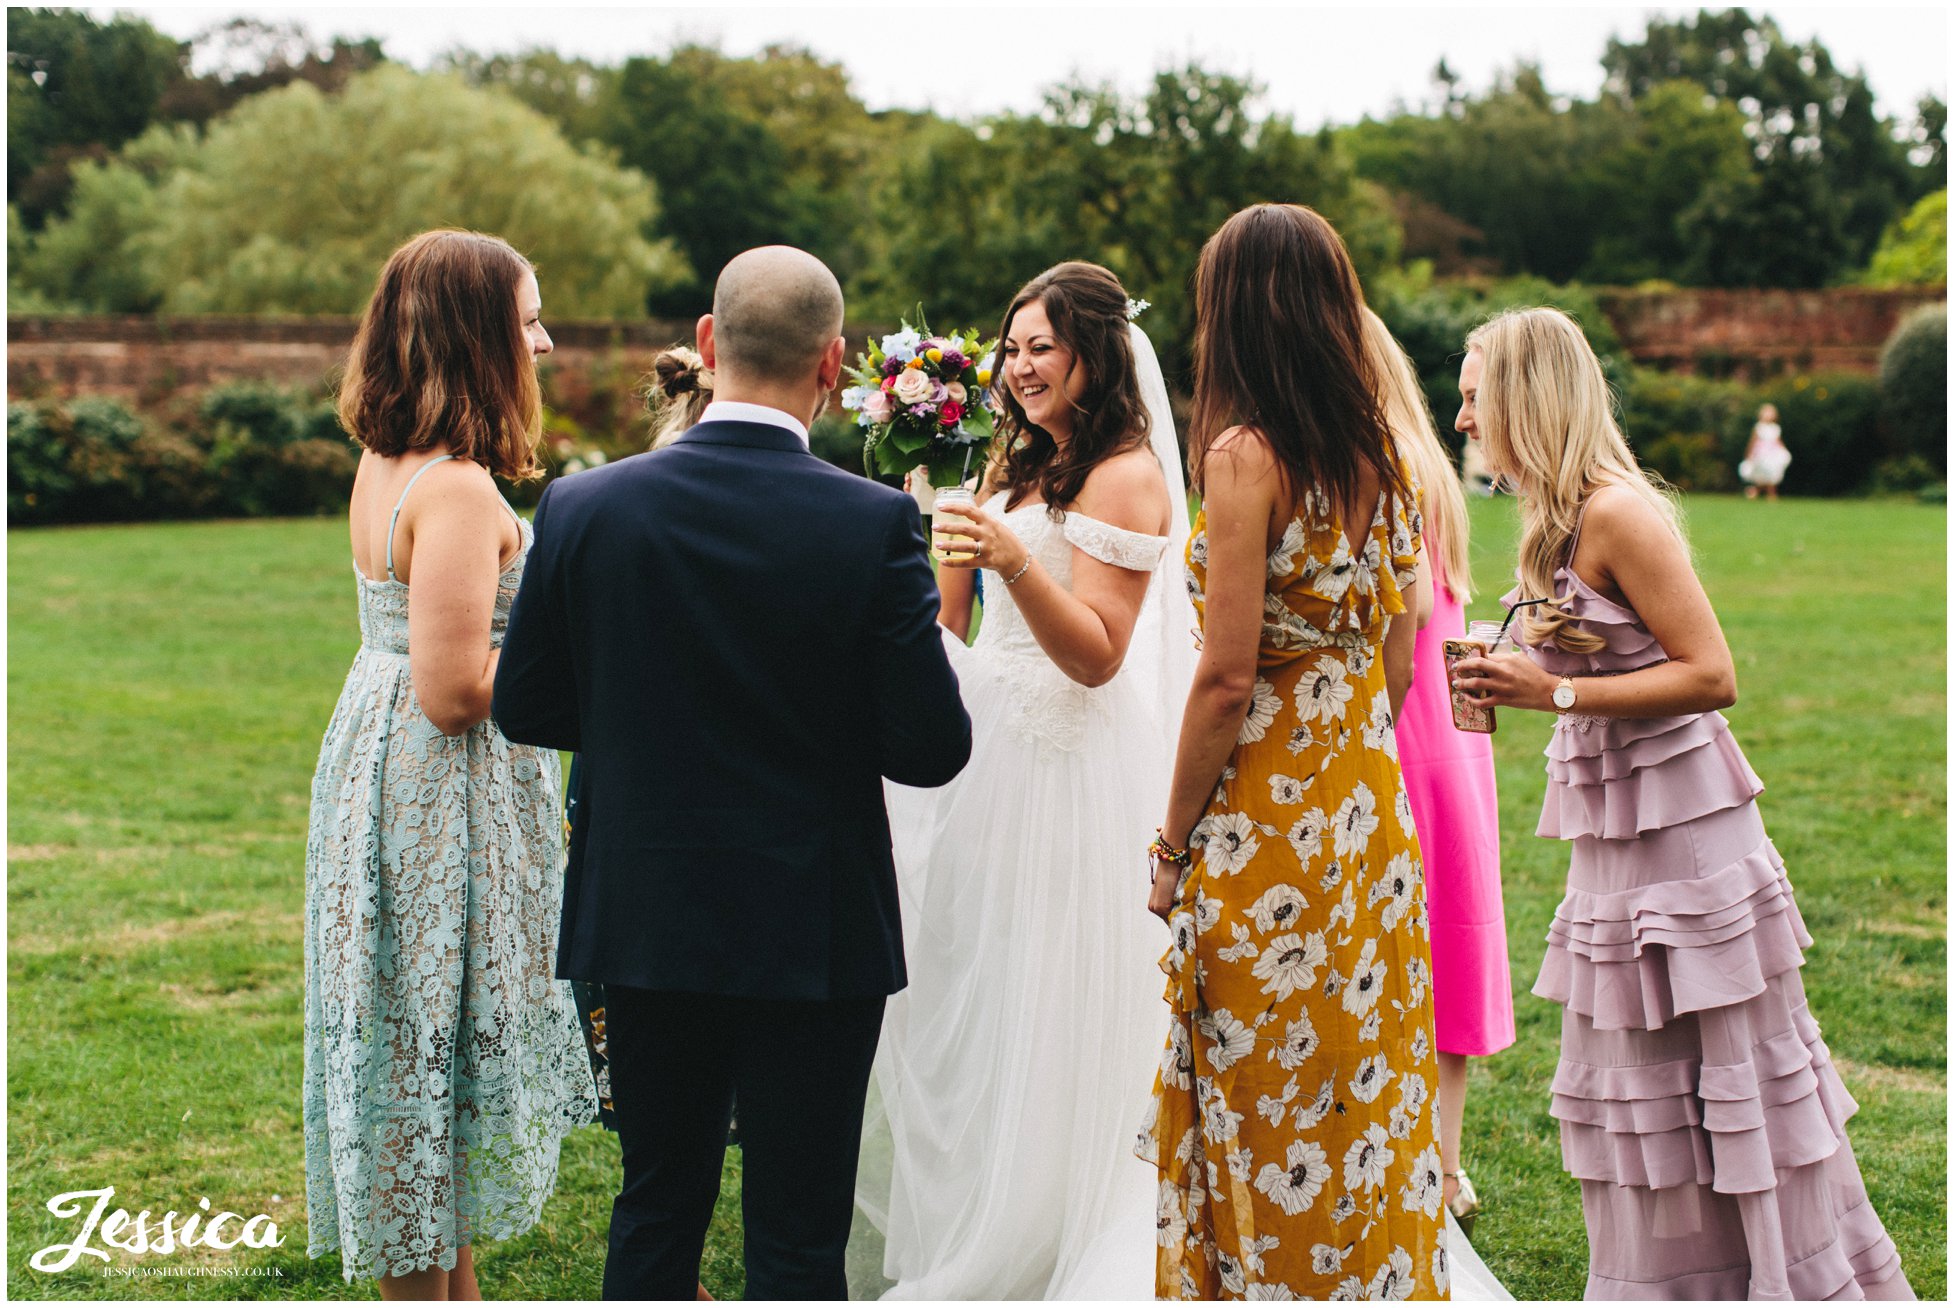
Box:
[1601,8,1921,282]
[1580,82,1755,283]
[1861,189,1947,286]
[7,8,188,226]
[15,67,685,317]
[438,46,618,144]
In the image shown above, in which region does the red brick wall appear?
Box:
[1594,286,1945,378]
[7,287,1946,400]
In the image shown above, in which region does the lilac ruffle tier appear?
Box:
[1514,570,1913,1301]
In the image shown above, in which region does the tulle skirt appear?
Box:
[857,634,1174,1300]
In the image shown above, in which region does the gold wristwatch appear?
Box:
[1552,676,1578,712]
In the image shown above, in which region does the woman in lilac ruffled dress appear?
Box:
[1448,307,1913,1301]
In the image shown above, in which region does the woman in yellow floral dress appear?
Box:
[1141,204,1447,1299]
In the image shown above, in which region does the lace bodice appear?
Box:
[966,499,1168,753]
[354,516,530,657]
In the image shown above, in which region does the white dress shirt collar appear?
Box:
[699,400,810,447]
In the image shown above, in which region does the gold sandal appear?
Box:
[1445,1169,1480,1238]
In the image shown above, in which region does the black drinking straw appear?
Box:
[1494,597,1552,649]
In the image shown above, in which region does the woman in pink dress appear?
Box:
[1450,307,1911,1299]
[1361,310,1514,1233]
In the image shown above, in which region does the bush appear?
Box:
[1617,371,1752,492]
[1879,305,1946,475]
[200,381,355,517]
[7,396,153,523]
[1757,373,1884,497]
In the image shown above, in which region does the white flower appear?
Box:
[1217,1249,1247,1295]
[1328,882,1358,932]
[1253,1139,1331,1215]
[1252,931,1328,1001]
[1200,1080,1245,1145]
[1329,1274,1365,1300]
[1358,1009,1382,1043]
[1388,1105,1414,1139]
[878,328,922,361]
[1217,921,1260,963]
[1402,1144,1444,1218]
[1274,1011,1320,1070]
[1367,852,1418,932]
[1245,1286,1296,1302]
[1311,1243,1345,1276]
[1267,773,1307,805]
[1239,678,1281,743]
[1349,1052,1393,1104]
[1285,809,1329,865]
[1248,883,1307,934]
[1344,642,1375,679]
[1161,1020,1194,1089]
[1398,1072,1430,1122]
[1332,783,1380,860]
[1193,890,1223,934]
[1196,812,1262,876]
[1198,1008,1256,1072]
[1285,723,1317,755]
[1367,1246,1415,1301]
[1156,1180,1187,1248]
[1405,953,1430,1008]
[1296,655,1354,725]
[1361,688,1397,760]
[1267,519,1309,577]
[1295,1078,1336,1130]
[1343,939,1389,1017]
[1257,1076,1299,1125]
[1190,531,1209,567]
[1411,1026,1431,1063]
[1309,536,1359,602]
[1319,860,1345,894]
[1343,1123,1393,1193]
[1243,1233,1280,1277]
[1433,1231,1451,1296]
[1353,536,1383,598]
[1394,786,1414,836]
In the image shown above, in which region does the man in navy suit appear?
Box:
[494,246,971,1299]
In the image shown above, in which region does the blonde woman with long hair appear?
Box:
[1361,310,1513,1237]
[1449,308,1911,1300]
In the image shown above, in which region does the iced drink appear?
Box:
[1443,620,1512,734]
[931,487,979,562]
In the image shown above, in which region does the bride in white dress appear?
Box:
[851,260,1513,1302]
[853,262,1197,1300]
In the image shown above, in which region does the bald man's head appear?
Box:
[710,247,844,384]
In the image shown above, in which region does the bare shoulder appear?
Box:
[1206,424,1278,474]
[1583,480,1678,550]
[1076,445,1170,534]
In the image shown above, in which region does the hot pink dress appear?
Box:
[1396,556,1516,1057]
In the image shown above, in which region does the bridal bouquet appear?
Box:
[842,315,1000,491]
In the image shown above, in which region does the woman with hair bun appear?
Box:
[304,230,595,1296]
[1450,307,1912,1300]
[648,346,715,449]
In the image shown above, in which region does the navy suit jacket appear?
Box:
[493,418,971,1001]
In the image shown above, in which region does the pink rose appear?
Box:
[893,369,934,405]
[862,389,894,424]
[945,380,967,404]
[940,400,964,426]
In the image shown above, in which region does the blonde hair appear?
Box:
[1464,307,1683,652]
[646,346,714,449]
[1361,309,1472,602]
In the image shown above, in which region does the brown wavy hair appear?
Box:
[990,262,1151,516]
[1187,204,1407,517]
[336,230,544,480]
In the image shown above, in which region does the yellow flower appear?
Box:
[978,368,992,386]
[927,347,944,363]
[906,357,926,370]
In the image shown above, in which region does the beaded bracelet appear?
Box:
[1148,829,1192,871]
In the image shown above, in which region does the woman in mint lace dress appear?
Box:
[304,230,596,1295]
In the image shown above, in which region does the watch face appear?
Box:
[1553,683,1576,709]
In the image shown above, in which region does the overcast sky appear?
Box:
[108,3,1948,127]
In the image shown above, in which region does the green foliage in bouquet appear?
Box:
[842,313,1000,490]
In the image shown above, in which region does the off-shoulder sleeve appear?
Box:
[1062,512,1169,572]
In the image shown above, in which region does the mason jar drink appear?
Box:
[931,487,979,562]
[1443,620,1512,735]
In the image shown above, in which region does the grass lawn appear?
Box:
[7,495,1944,1299]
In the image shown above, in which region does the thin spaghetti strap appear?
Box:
[1565,493,1597,564]
[385,453,457,582]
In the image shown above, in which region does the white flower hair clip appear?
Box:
[1125,297,1150,322]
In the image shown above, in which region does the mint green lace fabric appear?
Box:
[303,514,596,1281]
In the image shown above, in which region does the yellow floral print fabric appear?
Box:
[1141,479,1448,1300]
